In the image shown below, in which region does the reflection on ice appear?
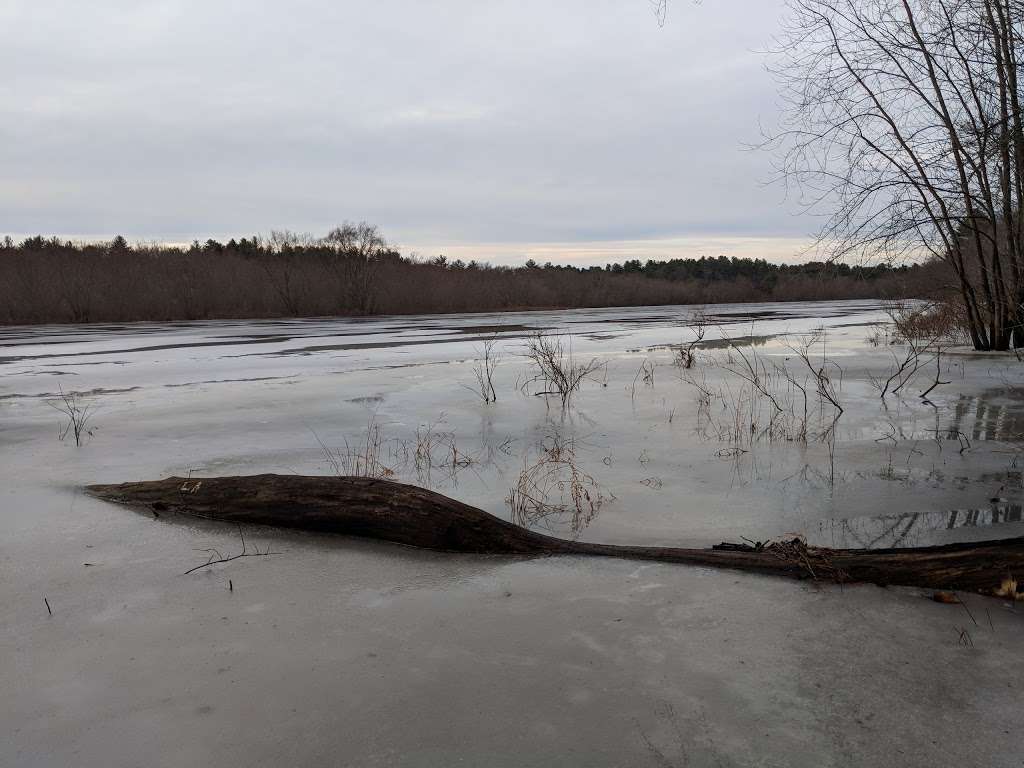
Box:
[813,503,1024,550]
[946,392,1024,443]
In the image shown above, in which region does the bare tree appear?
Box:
[770,0,1024,350]
[261,230,313,315]
[322,221,390,315]
[52,241,98,323]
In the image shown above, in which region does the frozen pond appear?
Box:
[3,298,1021,549]
[3,299,1024,766]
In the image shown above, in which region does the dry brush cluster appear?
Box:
[507,432,612,536]
[520,333,605,409]
[314,413,483,488]
[679,331,845,451]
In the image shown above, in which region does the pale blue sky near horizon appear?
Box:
[1,0,823,266]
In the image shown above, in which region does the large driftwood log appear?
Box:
[86,474,1024,598]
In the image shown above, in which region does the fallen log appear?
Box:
[86,474,1024,598]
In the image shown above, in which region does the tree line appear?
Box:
[0,226,940,324]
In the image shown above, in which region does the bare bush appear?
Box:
[675,311,708,369]
[413,416,453,484]
[867,332,943,400]
[679,367,716,438]
[522,334,603,409]
[919,347,951,402]
[885,299,971,346]
[773,361,810,444]
[720,340,787,416]
[314,410,490,488]
[630,359,656,398]
[789,332,844,418]
[787,333,846,481]
[469,337,500,403]
[865,323,891,347]
[401,415,483,486]
[47,386,95,446]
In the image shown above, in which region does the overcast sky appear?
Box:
[1,0,815,265]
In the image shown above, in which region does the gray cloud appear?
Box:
[1,0,810,263]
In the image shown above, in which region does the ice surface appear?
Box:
[2,299,1023,766]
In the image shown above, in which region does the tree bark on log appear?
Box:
[86,474,1024,598]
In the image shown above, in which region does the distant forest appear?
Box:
[0,227,946,324]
